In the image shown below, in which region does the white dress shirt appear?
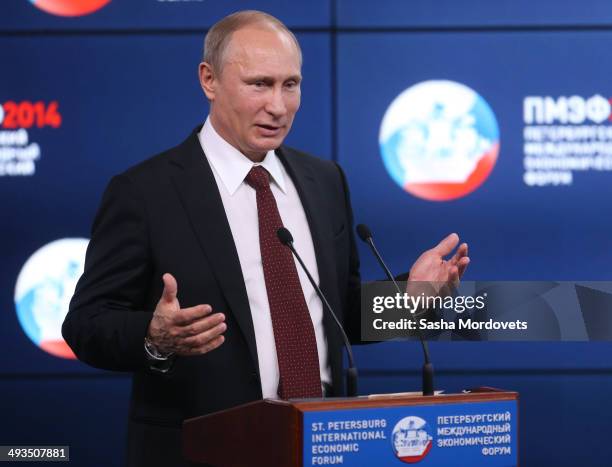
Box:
[198,118,331,398]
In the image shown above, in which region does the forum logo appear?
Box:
[29,0,111,17]
[14,238,88,359]
[392,416,433,463]
[0,100,62,177]
[379,80,500,201]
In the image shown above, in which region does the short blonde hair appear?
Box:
[203,10,302,74]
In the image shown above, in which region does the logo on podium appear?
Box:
[392,416,433,463]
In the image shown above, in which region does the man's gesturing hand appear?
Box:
[146,273,226,356]
[409,233,470,287]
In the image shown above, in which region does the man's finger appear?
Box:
[195,335,225,355]
[432,233,460,257]
[451,243,468,265]
[178,335,225,357]
[173,304,214,325]
[177,312,225,337]
[161,273,178,303]
[457,256,470,278]
[183,322,227,349]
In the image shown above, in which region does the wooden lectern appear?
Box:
[183,387,518,467]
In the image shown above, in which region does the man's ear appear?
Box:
[199,62,216,101]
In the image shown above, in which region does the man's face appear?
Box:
[201,26,302,161]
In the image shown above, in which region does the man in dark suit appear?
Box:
[62,10,469,467]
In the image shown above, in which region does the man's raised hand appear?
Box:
[146,273,226,356]
[408,233,470,287]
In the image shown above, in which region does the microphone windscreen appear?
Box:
[356,224,372,242]
[276,227,293,245]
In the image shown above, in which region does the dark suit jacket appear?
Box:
[62,128,361,467]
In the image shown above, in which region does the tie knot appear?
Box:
[245,165,270,191]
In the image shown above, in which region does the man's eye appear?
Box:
[253,81,266,88]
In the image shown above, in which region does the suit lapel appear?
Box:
[276,148,340,316]
[168,131,259,375]
[277,148,344,391]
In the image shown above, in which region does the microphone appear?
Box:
[277,227,358,398]
[356,224,435,396]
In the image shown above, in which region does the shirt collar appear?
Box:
[198,117,287,196]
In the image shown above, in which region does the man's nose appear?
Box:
[265,87,287,117]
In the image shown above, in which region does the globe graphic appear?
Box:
[14,238,89,359]
[30,0,111,17]
[392,416,433,463]
[379,80,500,201]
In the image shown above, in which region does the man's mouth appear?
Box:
[256,124,283,136]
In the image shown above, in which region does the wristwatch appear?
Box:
[144,336,173,360]
[144,337,175,373]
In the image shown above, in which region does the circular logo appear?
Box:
[14,238,89,359]
[392,416,433,463]
[30,0,111,17]
[379,80,500,201]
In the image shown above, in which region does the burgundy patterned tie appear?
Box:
[245,166,322,399]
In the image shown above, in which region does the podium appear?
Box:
[183,387,518,466]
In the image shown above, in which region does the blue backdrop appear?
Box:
[2,1,611,466]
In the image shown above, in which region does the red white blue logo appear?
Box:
[379,80,500,201]
[14,238,88,359]
[29,0,111,17]
[392,416,433,463]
